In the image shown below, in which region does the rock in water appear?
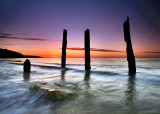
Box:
[23,59,31,72]
[30,84,76,101]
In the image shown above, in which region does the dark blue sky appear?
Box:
[0,0,160,57]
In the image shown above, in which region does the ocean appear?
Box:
[0,58,160,114]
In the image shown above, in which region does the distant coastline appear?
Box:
[0,49,42,58]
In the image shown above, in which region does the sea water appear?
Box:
[0,58,160,114]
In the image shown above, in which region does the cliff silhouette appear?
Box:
[0,49,41,58]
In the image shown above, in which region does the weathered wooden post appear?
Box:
[23,59,31,72]
[61,29,67,68]
[123,17,136,73]
[84,29,91,70]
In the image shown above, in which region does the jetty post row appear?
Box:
[24,17,136,74]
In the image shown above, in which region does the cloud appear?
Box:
[90,48,123,52]
[35,33,47,36]
[3,43,24,45]
[66,47,123,52]
[19,33,47,37]
[143,51,160,53]
[4,44,15,45]
[0,32,48,41]
[67,48,84,50]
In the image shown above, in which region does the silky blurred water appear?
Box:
[0,58,160,114]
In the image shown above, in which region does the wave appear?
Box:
[8,61,120,76]
[137,66,160,70]
[137,59,160,62]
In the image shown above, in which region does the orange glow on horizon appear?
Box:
[20,50,160,58]
[2,46,160,58]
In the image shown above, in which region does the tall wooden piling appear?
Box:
[123,17,136,73]
[61,29,67,68]
[84,29,91,70]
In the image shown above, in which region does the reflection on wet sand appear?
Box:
[23,72,30,80]
[125,73,137,113]
[84,70,91,87]
[60,69,67,80]
[126,73,136,104]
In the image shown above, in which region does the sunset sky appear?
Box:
[0,0,160,58]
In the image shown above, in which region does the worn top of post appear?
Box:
[61,29,67,67]
[124,17,131,43]
[85,29,91,70]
